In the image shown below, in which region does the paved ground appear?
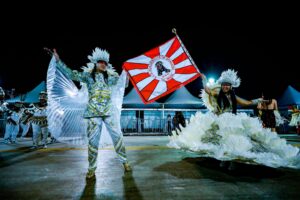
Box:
[0,135,300,200]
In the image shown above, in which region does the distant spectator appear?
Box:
[172,114,179,135]
[167,114,172,135]
[288,105,300,131]
[257,92,278,132]
[176,111,186,128]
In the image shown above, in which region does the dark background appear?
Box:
[1,4,298,102]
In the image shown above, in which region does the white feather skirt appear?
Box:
[168,112,300,169]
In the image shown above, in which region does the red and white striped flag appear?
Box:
[123,36,201,104]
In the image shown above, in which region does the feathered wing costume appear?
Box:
[168,69,300,169]
[47,56,127,146]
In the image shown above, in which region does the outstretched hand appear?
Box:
[44,47,53,55]
[44,47,60,61]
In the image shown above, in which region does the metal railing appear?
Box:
[121,118,179,134]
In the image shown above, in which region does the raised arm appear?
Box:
[46,48,88,83]
[237,96,262,107]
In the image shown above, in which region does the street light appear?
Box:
[208,78,215,84]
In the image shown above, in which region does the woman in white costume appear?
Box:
[289,106,300,132]
[4,104,21,144]
[168,69,300,169]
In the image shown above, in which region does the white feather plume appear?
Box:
[81,63,95,73]
[200,82,220,112]
[217,69,241,88]
[87,47,110,63]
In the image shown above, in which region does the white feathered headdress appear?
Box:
[217,69,241,88]
[87,47,110,64]
[83,47,116,74]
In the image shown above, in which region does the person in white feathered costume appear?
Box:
[289,106,300,130]
[0,87,9,135]
[45,47,131,179]
[168,69,300,169]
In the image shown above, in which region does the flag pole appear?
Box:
[172,28,201,74]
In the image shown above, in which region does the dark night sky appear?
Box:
[0,4,299,102]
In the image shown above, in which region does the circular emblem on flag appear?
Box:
[148,55,175,81]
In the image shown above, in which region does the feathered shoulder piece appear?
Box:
[81,63,95,73]
[200,82,220,112]
[106,65,118,76]
[217,69,241,88]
